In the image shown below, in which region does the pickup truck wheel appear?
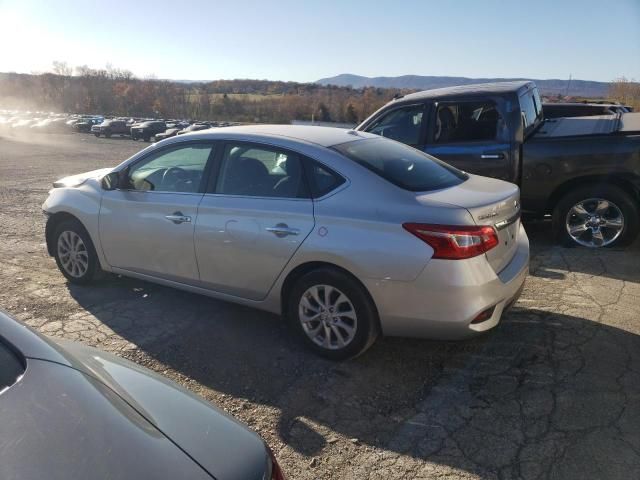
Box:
[143,134,151,142]
[287,268,380,360]
[553,185,639,248]
[94,132,100,137]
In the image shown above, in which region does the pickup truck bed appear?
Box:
[534,112,640,138]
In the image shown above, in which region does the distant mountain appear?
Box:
[316,74,612,98]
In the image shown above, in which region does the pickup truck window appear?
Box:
[365,104,424,146]
[520,90,543,129]
[434,101,503,143]
[333,137,466,192]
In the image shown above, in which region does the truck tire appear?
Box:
[94,132,100,137]
[143,133,151,142]
[553,184,639,248]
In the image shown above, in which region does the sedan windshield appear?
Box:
[332,137,467,192]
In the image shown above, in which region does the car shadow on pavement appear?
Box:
[67,275,640,479]
[525,219,640,283]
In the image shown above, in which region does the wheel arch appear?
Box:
[280,261,380,324]
[45,212,90,256]
[546,175,640,213]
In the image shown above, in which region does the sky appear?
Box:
[0,0,638,83]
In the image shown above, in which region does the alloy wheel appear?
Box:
[57,230,89,278]
[565,198,624,247]
[298,284,358,350]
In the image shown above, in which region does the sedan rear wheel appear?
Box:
[288,268,379,360]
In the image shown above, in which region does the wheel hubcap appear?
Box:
[299,285,357,350]
[566,198,624,247]
[57,231,89,277]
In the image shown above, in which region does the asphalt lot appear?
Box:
[1,131,639,479]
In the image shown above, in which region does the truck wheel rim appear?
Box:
[565,198,624,247]
[57,231,89,277]
[299,285,357,350]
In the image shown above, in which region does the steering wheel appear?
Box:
[161,166,189,191]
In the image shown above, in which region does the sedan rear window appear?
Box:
[0,340,24,393]
[332,138,467,192]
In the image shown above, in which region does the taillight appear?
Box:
[403,223,499,260]
[266,445,286,480]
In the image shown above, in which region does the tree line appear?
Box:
[0,62,410,124]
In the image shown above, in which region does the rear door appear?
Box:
[424,99,513,181]
[194,142,315,300]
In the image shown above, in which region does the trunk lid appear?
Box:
[416,174,521,273]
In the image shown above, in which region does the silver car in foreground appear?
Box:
[43,125,529,359]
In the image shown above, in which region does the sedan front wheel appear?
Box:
[53,219,102,284]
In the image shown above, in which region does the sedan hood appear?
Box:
[53,168,113,188]
[54,339,269,480]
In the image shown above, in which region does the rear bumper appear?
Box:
[365,224,529,340]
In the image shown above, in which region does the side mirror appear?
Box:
[101,171,121,191]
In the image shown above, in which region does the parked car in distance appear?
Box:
[357,81,640,248]
[178,123,212,135]
[92,119,131,138]
[73,117,103,133]
[0,310,285,480]
[131,121,167,141]
[154,127,182,141]
[43,125,528,359]
[542,102,630,119]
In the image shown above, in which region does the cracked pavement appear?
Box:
[1,132,639,479]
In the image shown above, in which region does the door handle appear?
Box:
[165,211,192,224]
[266,223,300,238]
[480,153,505,159]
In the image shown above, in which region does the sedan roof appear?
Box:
[190,124,379,147]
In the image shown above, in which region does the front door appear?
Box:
[99,142,216,283]
[195,142,315,300]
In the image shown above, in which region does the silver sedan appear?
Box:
[43,125,529,359]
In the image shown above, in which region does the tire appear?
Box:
[286,268,380,360]
[143,133,151,142]
[553,184,639,248]
[94,132,100,138]
[53,219,102,284]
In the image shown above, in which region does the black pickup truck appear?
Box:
[357,81,640,248]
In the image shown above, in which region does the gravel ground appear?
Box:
[1,131,639,479]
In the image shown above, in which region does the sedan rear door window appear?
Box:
[215,144,310,198]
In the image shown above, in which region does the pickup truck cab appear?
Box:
[91,119,130,138]
[357,81,640,248]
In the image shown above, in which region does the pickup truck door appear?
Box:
[423,100,514,182]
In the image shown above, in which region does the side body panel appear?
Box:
[521,134,640,213]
